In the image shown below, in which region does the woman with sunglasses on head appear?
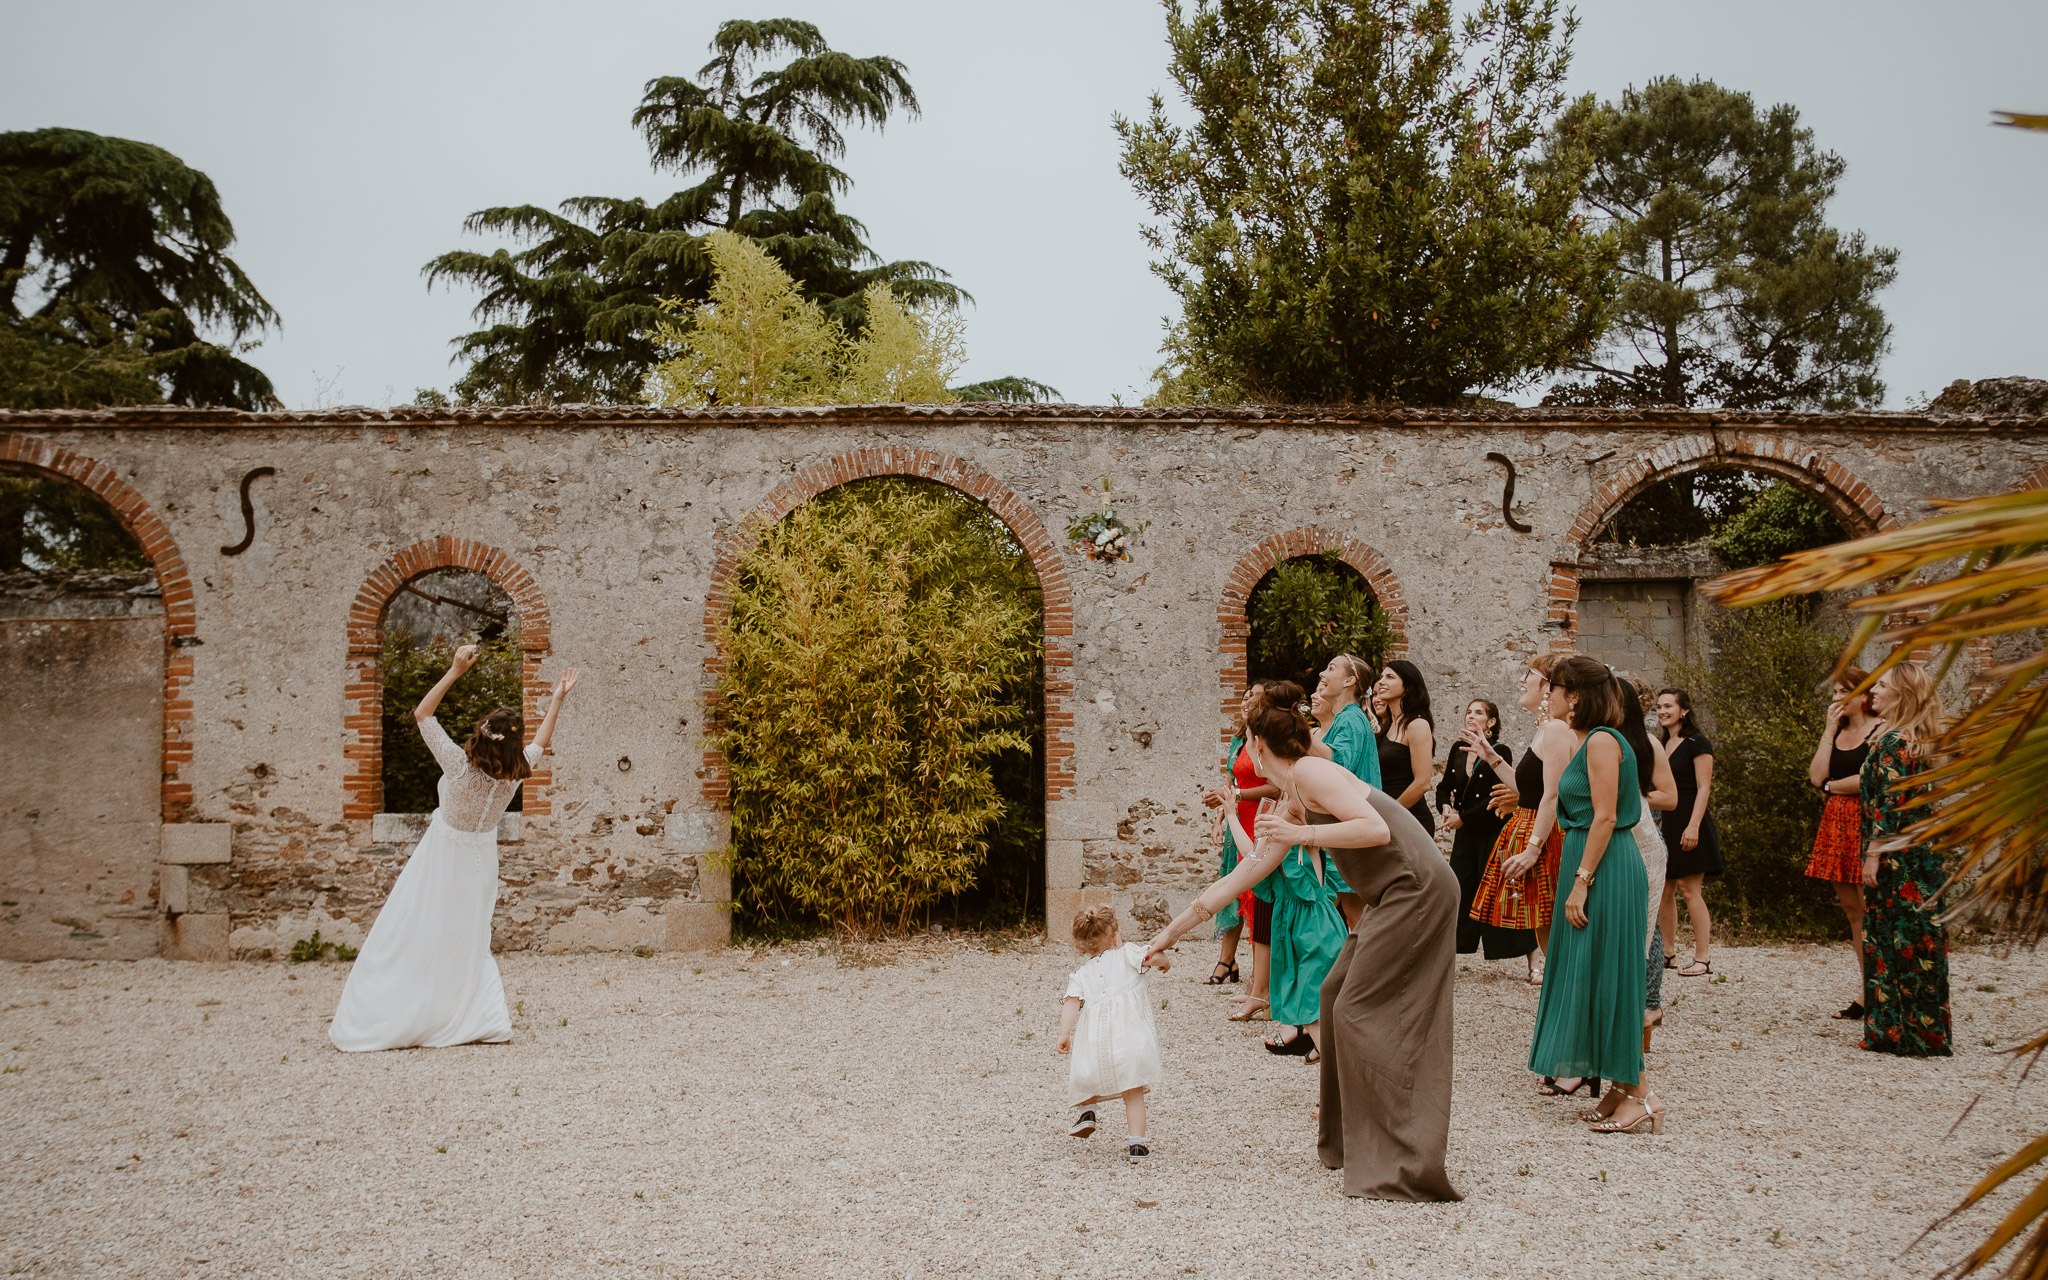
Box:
[1805,668,1882,1021]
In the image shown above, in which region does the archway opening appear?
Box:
[1583,462,1858,940]
[0,470,162,959]
[716,476,1045,939]
[1245,552,1394,696]
[377,568,525,815]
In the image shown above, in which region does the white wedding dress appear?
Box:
[329,717,538,1051]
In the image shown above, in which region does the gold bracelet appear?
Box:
[1190,900,1216,924]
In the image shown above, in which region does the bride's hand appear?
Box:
[451,644,479,673]
[556,668,580,696]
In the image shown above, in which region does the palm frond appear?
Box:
[1704,484,2048,1278]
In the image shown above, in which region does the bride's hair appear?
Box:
[1246,680,1313,760]
[465,707,533,781]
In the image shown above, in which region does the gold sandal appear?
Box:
[1227,998,1269,1022]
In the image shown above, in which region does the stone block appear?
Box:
[160,823,230,865]
[694,855,732,903]
[370,812,519,844]
[663,901,731,952]
[1044,886,1110,933]
[1046,800,1116,842]
[668,811,730,854]
[1045,839,1085,891]
[160,863,190,916]
[161,912,229,961]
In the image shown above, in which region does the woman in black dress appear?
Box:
[1373,659,1437,834]
[1655,688,1721,978]
[1437,698,1536,962]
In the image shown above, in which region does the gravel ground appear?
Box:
[2,938,2044,1279]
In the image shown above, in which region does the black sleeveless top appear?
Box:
[1512,740,1545,807]
[1828,728,1872,782]
[1376,723,1435,835]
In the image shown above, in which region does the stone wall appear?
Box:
[1,403,2041,958]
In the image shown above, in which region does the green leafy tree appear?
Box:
[1664,600,1843,938]
[1545,78,1897,409]
[1247,553,1394,694]
[718,479,1041,937]
[379,631,526,814]
[424,19,964,406]
[1116,0,1616,406]
[0,475,148,571]
[0,128,280,409]
[647,231,965,406]
[1597,466,1843,563]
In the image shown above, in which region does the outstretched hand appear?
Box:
[451,644,479,673]
[1143,928,1177,965]
[555,667,580,697]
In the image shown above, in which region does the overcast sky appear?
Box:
[6,1,2044,409]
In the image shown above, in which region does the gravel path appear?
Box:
[2,938,2043,1278]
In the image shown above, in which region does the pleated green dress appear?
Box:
[1526,727,1649,1087]
[1267,845,1348,1026]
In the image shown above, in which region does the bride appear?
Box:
[330,644,577,1051]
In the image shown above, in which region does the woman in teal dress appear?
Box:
[1255,658,1382,1055]
[1524,656,1660,1134]
[1859,664,1951,1057]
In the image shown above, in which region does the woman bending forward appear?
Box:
[331,645,578,1051]
[1148,696,1460,1201]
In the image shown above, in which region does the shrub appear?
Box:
[1247,553,1394,693]
[380,630,525,813]
[1666,599,1845,938]
[1712,482,1846,569]
[288,931,358,963]
[718,479,1041,937]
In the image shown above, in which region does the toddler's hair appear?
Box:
[1071,905,1119,954]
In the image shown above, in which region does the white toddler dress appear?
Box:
[1065,943,1163,1104]
[329,717,539,1051]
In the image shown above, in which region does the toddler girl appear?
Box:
[1056,905,1167,1162]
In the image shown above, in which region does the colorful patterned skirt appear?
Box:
[1803,793,1865,884]
[1469,808,1562,930]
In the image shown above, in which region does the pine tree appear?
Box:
[1116,0,1615,406]
[1545,78,1898,410]
[0,129,279,409]
[426,19,963,406]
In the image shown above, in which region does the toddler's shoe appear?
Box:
[1127,1140,1149,1163]
[1068,1110,1096,1138]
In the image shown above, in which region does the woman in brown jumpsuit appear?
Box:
[1147,691,1461,1202]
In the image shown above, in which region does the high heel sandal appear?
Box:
[1537,1075,1601,1098]
[1204,961,1241,986]
[1264,1027,1314,1056]
[1592,1092,1664,1135]
[1831,1000,1865,1020]
[1227,997,1269,1022]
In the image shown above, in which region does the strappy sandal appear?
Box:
[1204,961,1240,986]
[1677,959,1713,978]
[1537,1075,1601,1098]
[1264,1027,1313,1056]
[1832,1000,1865,1020]
[1227,998,1269,1022]
[1662,953,1678,969]
[1592,1093,1664,1135]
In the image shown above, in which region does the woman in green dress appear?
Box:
[1859,663,1950,1057]
[1524,656,1660,1134]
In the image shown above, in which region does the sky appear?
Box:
[5,0,2045,409]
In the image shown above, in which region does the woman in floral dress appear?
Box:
[1859,663,1950,1057]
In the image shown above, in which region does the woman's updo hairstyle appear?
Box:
[465,707,533,782]
[1245,679,1314,760]
[1551,656,1620,732]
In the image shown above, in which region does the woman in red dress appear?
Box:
[1805,667,1881,1020]
[1201,684,1282,1021]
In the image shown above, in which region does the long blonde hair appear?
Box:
[1329,653,1374,706]
[1879,662,1944,748]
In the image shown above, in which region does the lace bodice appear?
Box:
[418,717,542,833]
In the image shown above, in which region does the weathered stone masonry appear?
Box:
[1,403,2041,960]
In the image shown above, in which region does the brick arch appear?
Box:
[700,446,1075,804]
[344,538,553,819]
[2021,464,2048,492]
[1547,432,1898,648]
[1,434,198,821]
[1217,528,1410,731]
